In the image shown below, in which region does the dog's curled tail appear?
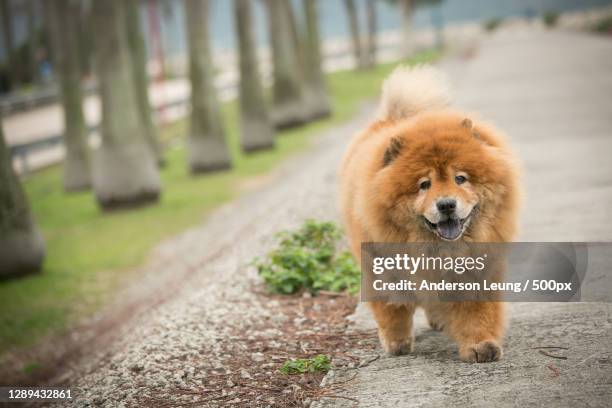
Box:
[377,65,451,121]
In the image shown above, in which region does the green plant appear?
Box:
[253,220,359,295]
[483,17,503,32]
[543,11,559,28]
[280,354,331,375]
[592,15,612,34]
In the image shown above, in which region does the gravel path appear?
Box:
[58,100,374,406]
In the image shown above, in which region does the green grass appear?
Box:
[0,50,440,355]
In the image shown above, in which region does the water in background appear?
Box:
[1,0,611,61]
[155,0,612,57]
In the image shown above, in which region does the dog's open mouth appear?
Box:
[422,210,476,241]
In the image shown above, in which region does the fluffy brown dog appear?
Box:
[339,66,520,363]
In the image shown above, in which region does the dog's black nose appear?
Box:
[436,199,457,215]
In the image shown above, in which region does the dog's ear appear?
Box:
[461,118,483,141]
[383,137,404,166]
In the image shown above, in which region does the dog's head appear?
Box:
[372,113,519,241]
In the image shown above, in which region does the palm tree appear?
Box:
[26,0,38,84]
[46,0,91,192]
[233,0,275,153]
[303,0,331,118]
[74,2,93,77]
[0,118,45,278]
[343,0,365,69]
[0,0,19,89]
[124,0,165,166]
[283,0,302,58]
[399,0,414,57]
[280,0,329,121]
[264,0,308,129]
[184,0,231,173]
[366,0,378,68]
[90,0,160,210]
[386,0,444,57]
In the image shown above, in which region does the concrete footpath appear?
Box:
[316,28,612,407]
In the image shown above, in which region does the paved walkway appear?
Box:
[317,28,612,407]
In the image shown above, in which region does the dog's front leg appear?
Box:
[369,301,416,355]
[446,301,506,363]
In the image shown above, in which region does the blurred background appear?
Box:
[0,0,611,387]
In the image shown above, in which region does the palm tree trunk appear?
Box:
[46,0,91,192]
[0,0,19,89]
[284,0,302,62]
[26,0,38,84]
[124,0,164,166]
[184,0,231,173]
[264,0,308,129]
[400,0,414,58]
[233,0,275,153]
[282,0,329,122]
[0,119,45,278]
[343,0,364,70]
[303,0,331,119]
[91,0,160,210]
[74,4,93,77]
[366,0,377,68]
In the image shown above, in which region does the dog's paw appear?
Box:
[379,333,414,356]
[460,340,502,363]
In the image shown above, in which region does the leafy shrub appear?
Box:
[592,15,612,34]
[253,220,359,295]
[543,11,560,27]
[280,355,332,375]
[483,17,503,32]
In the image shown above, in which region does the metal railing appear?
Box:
[0,82,98,115]
[4,39,408,175]
[8,97,190,174]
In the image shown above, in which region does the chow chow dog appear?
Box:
[339,65,520,362]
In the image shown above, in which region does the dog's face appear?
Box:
[414,168,478,240]
[373,115,515,241]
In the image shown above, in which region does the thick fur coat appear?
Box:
[339,65,521,362]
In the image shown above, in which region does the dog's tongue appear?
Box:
[437,219,462,240]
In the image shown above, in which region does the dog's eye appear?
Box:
[419,180,431,190]
[455,175,468,185]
